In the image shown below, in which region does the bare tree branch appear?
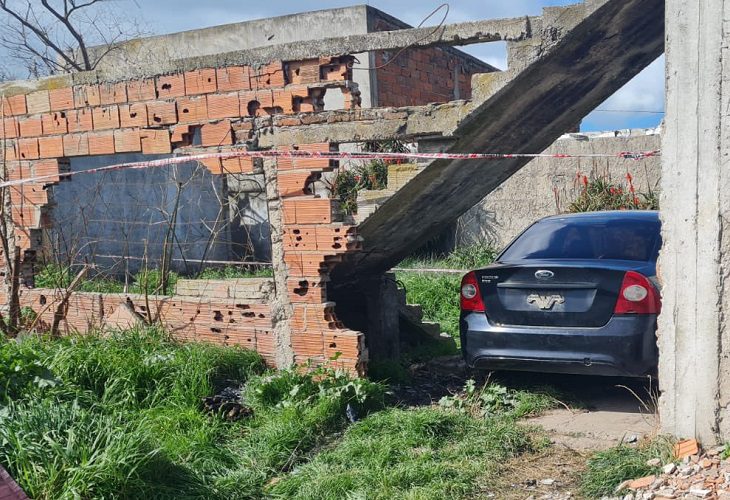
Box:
[0,0,83,71]
[0,0,145,78]
[40,0,92,69]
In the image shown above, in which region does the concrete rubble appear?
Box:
[609,440,730,500]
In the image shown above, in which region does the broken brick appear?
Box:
[147,101,177,126]
[171,125,192,144]
[221,156,254,174]
[140,129,171,154]
[675,439,701,460]
[184,69,217,95]
[287,59,321,85]
[278,170,317,197]
[120,103,149,128]
[156,74,186,98]
[628,475,656,490]
[199,157,222,174]
[200,120,233,147]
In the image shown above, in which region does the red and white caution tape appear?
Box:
[0,149,660,189]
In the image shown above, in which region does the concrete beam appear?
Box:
[331,0,664,280]
[195,16,536,69]
[0,14,538,91]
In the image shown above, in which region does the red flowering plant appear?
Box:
[566,171,658,213]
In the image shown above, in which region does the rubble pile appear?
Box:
[617,440,730,499]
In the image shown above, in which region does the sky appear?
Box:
[129,0,664,133]
[15,0,667,132]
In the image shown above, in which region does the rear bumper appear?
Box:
[460,313,658,377]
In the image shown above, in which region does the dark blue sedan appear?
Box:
[460,211,661,377]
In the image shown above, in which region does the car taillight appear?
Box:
[461,272,485,313]
[614,271,661,315]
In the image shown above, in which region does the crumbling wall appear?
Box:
[0,55,366,373]
[371,17,494,107]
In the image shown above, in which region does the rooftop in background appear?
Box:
[87,4,496,109]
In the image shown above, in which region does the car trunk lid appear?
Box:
[475,264,630,327]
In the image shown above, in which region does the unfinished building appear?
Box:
[0,0,662,378]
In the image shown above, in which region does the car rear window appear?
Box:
[499,217,662,262]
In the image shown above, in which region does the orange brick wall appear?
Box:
[15,287,277,364]
[372,18,492,107]
[0,56,365,373]
[278,143,365,373]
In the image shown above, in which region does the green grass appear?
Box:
[396,272,461,338]
[0,328,386,499]
[437,379,560,420]
[0,327,556,499]
[399,245,498,271]
[268,407,536,499]
[580,437,675,498]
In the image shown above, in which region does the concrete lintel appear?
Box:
[0,15,536,91]
[257,102,471,147]
[209,15,536,66]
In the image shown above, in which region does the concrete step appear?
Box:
[401,303,424,322]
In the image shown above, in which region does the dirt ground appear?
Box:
[484,446,589,499]
[393,356,658,499]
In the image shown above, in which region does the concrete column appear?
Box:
[658,0,728,443]
[262,158,294,369]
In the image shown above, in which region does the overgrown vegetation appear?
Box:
[399,245,498,271]
[0,328,385,499]
[580,437,675,498]
[438,379,559,419]
[567,173,659,213]
[0,325,562,499]
[269,408,537,499]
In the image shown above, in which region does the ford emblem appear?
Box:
[535,270,555,280]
